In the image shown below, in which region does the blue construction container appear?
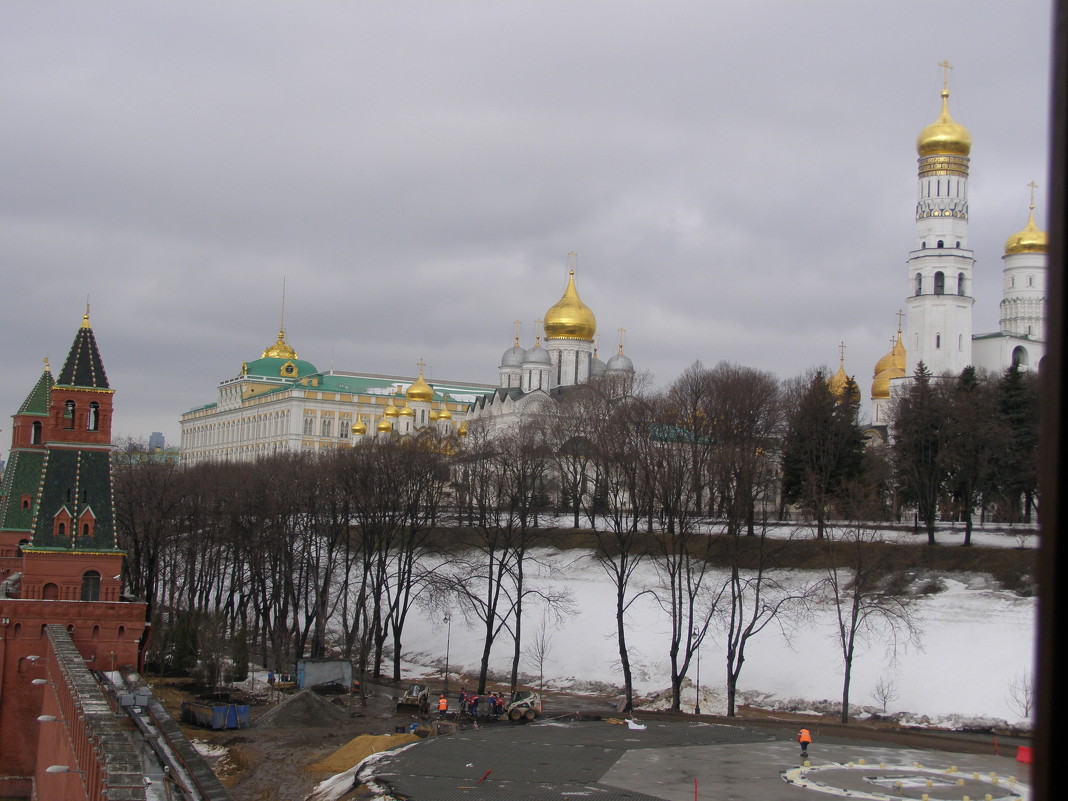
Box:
[180,701,250,730]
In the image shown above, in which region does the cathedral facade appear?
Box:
[869,71,1047,428]
[467,266,635,435]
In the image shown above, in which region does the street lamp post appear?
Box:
[693,629,701,715]
[443,614,452,697]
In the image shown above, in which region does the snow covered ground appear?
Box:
[396,538,1037,731]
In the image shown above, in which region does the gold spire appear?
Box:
[82,298,91,329]
[1005,181,1048,254]
[917,61,972,157]
[543,255,597,341]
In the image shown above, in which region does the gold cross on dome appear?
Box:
[1027,180,1038,209]
[838,341,847,365]
[417,358,426,375]
[513,320,522,346]
[938,60,953,91]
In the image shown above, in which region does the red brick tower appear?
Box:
[0,311,147,784]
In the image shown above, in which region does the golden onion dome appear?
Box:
[457,420,468,438]
[1004,208,1047,255]
[376,417,393,433]
[873,332,906,376]
[872,366,906,400]
[873,349,896,378]
[406,368,435,402]
[399,403,415,417]
[438,405,452,420]
[351,417,367,435]
[383,399,400,418]
[544,270,597,341]
[827,363,860,403]
[428,410,439,423]
[917,90,972,157]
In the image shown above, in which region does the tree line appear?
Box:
[113,359,1038,720]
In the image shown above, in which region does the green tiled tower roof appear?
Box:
[56,313,110,389]
[17,366,54,415]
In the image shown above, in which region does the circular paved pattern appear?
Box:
[362,720,1031,801]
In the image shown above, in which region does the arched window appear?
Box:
[31,420,42,444]
[57,522,66,538]
[934,272,945,295]
[1012,346,1029,367]
[957,273,965,295]
[81,571,101,601]
[87,402,100,431]
[64,400,76,429]
[937,240,944,248]
[935,333,942,349]
[42,583,59,600]
[915,273,922,295]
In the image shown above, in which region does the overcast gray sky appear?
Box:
[1,1,1053,450]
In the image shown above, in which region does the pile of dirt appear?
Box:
[253,689,350,728]
[307,732,420,774]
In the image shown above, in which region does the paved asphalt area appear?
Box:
[364,720,1031,801]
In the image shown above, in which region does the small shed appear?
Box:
[296,658,352,691]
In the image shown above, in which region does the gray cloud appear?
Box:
[1,0,1052,447]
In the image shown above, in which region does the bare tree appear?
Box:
[821,521,922,723]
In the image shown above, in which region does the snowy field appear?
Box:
[396,536,1037,731]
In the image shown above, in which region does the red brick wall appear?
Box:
[0,599,146,778]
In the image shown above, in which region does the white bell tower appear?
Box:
[905,62,975,377]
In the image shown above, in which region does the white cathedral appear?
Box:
[467,261,635,435]
[868,70,1048,429]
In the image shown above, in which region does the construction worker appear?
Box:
[798,728,812,758]
[438,694,448,717]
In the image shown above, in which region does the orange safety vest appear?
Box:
[438,697,448,711]
[798,728,812,743]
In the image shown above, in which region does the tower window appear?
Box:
[937,240,944,248]
[915,273,922,295]
[64,400,75,429]
[957,273,965,295]
[936,333,942,349]
[934,272,945,295]
[87,402,99,431]
[31,420,42,444]
[81,571,101,602]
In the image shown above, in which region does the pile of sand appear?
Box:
[307,733,420,774]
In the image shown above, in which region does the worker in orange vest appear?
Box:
[438,694,448,717]
[798,728,812,758]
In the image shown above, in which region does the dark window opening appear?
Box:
[87,402,100,431]
[81,571,101,601]
[31,420,42,444]
[64,400,75,429]
[937,240,944,248]
[934,272,945,295]
[957,273,965,295]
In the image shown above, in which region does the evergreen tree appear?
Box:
[994,363,1040,522]
[890,362,946,545]
[939,366,1001,544]
[781,372,866,538]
